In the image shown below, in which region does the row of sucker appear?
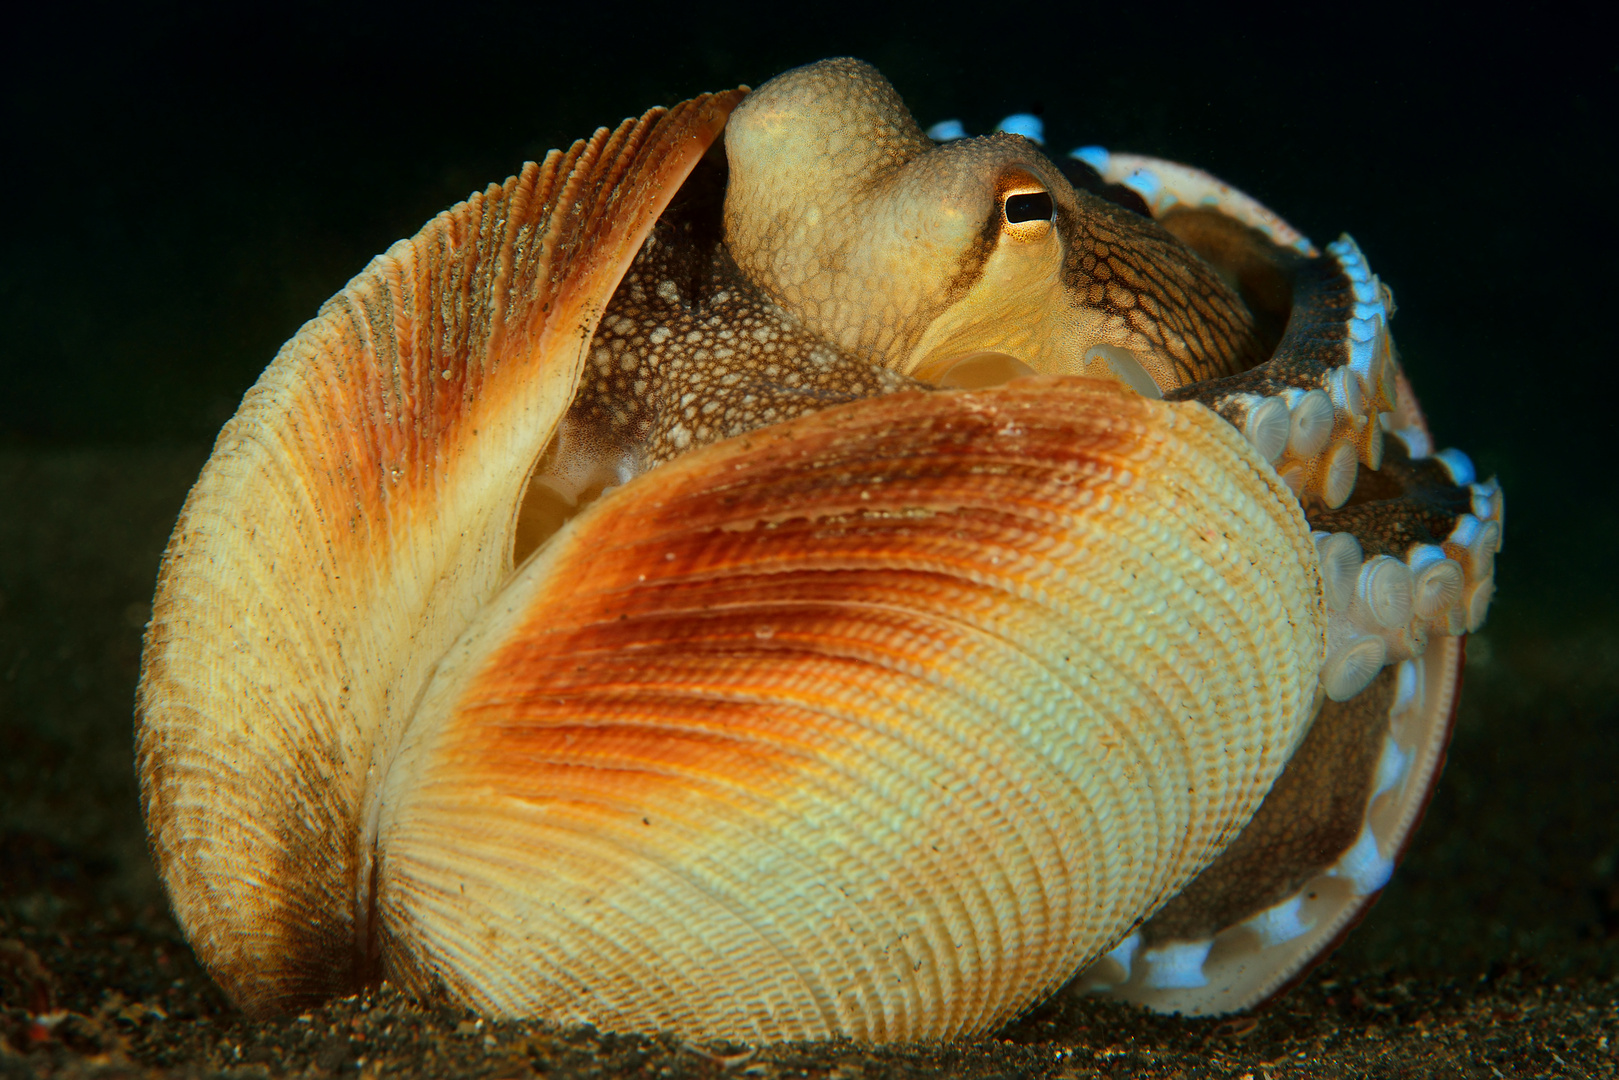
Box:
[1165,237,1397,512]
[1047,140,1497,1015]
[1070,148,1319,258]
[1079,642,1457,1012]
[1308,443,1502,700]
[1159,233,1499,702]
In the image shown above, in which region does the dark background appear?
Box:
[2,2,1616,1075]
[4,4,1614,619]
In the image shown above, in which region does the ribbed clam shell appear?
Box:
[372,378,1324,1041]
[134,93,744,1016]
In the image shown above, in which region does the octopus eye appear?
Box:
[1003,190,1054,224]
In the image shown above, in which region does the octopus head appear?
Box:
[724,57,1262,395]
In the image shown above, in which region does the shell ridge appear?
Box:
[560,380,1314,913]
[458,614,1066,1037]
[366,377,1321,1039]
[136,92,744,1015]
[390,527,1107,1042]
[465,483,1271,916]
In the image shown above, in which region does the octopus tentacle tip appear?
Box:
[137,57,1500,1039]
[1069,145,1110,171]
[1249,895,1311,948]
[1435,447,1477,486]
[1141,941,1214,991]
[995,113,1045,144]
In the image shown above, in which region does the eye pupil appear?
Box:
[1004,191,1054,224]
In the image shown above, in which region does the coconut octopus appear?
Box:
[136,58,1502,1042]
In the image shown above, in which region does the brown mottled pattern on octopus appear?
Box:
[1164,252,1355,408]
[569,226,919,471]
[1307,441,1476,559]
[1141,666,1396,945]
[1060,192,1266,386]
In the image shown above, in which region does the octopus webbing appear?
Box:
[136,58,1502,1040]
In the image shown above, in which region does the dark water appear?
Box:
[2,3,1616,1074]
[5,6,1613,618]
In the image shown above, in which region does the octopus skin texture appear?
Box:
[135,58,1503,1041]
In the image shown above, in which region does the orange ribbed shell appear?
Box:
[378,379,1324,1041]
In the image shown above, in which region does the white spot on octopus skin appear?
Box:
[1330,822,1394,897]
[1140,940,1213,990]
[1391,658,1424,716]
[1102,932,1141,984]
[1435,447,1476,486]
[1373,734,1413,799]
[1246,894,1310,948]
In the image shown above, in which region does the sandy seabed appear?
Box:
[2,447,1616,1078]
